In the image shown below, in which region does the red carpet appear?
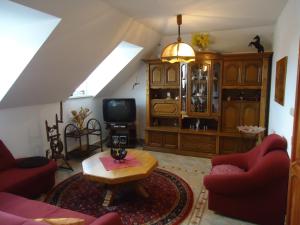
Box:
[45,168,193,225]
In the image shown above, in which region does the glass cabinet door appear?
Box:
[211,61,221,115]
[180,63,187,113]
[188,62,210,115]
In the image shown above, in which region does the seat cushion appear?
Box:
[17,157,49,168]
[0,192,96,225]
[210,164,245,175]
[0,161,57,192]
[0,210,46,225]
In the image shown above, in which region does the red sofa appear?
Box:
[0,140,57,198]
[203,134,290,225]
[0,192,123,225]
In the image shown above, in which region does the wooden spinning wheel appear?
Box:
[45,102,73,170]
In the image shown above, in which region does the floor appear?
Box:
[53,147,255,225]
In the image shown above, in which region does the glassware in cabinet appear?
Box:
[188,62,210,115]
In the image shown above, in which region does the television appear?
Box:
[103,98,136,123]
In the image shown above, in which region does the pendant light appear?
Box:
[161,14,195,63]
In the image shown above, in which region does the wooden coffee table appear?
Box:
[82,149,158,206]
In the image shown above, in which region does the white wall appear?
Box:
[0,98,103,158]
[268,0,300,155]
[158,25,274,54]
[108,64,147,139]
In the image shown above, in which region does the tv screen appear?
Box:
[103,98,136,123]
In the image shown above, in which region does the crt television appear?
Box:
[103,98,136,123]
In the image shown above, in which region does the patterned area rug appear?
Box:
[45,168,193,225]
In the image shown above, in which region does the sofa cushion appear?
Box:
[0,161,57,193]
[0,140,16,171]
[17,157,49,168]
[0,210,47,225]
[210,164,245,175]
[0,192,96,225]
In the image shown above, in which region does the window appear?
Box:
[0,0,61,102]
[71,41,143,98]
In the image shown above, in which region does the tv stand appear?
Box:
[106,122,136,148]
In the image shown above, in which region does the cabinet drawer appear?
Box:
[164,132,178,149]
[180,134,216,153]
[219,137,240,154]
[219,136,256,154]
[147,131,178,149]
[151,100,179,117]
[148,131,163,147]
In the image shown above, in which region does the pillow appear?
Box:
[34,218,84,225]
[17,156,49,168]
[210,164,245,175]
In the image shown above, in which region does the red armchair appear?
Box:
[203,134,290,225]
[0,140,57,198]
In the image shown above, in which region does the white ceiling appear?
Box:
[103,0,288,35]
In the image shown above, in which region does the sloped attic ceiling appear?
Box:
[0,0,160,109]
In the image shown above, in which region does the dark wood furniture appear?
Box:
[144,52,272,157]
[105,123,137,148]
[64,118,103,159]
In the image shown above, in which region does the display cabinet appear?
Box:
[211,61,222,115]
[144,52,272,157]
[187,61,210,116]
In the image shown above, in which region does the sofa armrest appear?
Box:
[204,151,290,195]
[211,152,248,170]
[90,213,123,225]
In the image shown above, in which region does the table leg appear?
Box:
[135,183,149,198]
[102,182,149,207]
[102,189,114,207]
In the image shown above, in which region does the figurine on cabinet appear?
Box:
[248,35,264,53]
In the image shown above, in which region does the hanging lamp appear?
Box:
[161,14,195,63]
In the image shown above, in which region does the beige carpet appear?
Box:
[53,149,255,225]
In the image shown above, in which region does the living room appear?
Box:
[0,0,299,224]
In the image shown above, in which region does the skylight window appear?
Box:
[72,41,143,97]
[0,0,61,102]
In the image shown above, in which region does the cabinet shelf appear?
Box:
[180,128,217,135]
[222,86,261,90]
[151,115,180,118]
[146,126,179,132]
[150,86,179,89]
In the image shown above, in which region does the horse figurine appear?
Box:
[248,35,264,53]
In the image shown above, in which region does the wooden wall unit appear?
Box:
[144,52,272,157]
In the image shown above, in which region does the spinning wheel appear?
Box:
[45,102,73,170]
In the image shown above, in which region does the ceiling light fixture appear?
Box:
[161,14,195,64]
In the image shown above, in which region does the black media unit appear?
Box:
[105,122,136,148]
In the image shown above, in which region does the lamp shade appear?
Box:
[160,14,195,63]
[161,41,195,63]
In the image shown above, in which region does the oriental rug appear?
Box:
[45,168,193,225]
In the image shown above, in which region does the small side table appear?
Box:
[64,118,103,159]
[237,126,266,146]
